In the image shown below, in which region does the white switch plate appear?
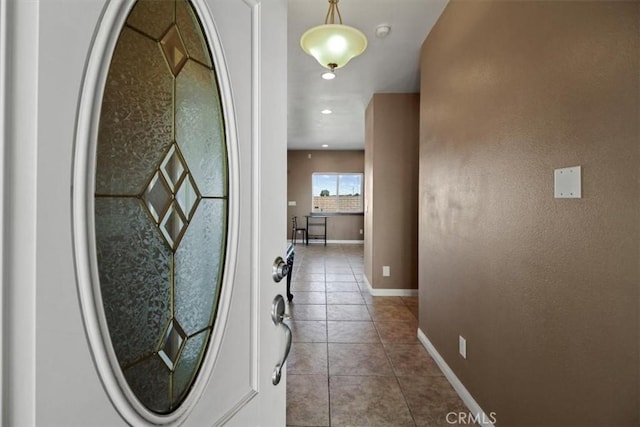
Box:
[382,266,390,277]
[554,166,581,198]
[288,201,296,206]
[459,336,467,359]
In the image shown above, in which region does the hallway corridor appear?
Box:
[285,244,469,426]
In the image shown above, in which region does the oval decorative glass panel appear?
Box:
[94,0,228,414]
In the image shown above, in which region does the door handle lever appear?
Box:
[271,294,292,385]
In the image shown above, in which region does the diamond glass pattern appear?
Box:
[143,171,171,223]
[94,0,228,414]
[126,0,173,40]
[176,0,212,68]
[173,330,209,402]
[145,143,201,249]
[160,144,186,191]
[176,174,199,220]
[158,319,187,371]
[160,202,186,249]
[160,25,188,77]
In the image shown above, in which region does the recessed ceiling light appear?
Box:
[321,109,332,115]
[321,71,336,80]
[322,144,329,148]
[375,24,391,38]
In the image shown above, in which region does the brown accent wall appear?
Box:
[364,104,374,285]
[364,94,420,290]
[419,1,639,425]
[287,150,364,241]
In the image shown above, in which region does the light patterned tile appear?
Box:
[295,273,325,282]
[357,280,370,292]
[329,376,414,426]
[397,375,471,427]
[325,261,350,268]
[374,321,419,344]
[326,282,360,292]
[407,304,419,320]
[292,292,326,304]
[326,273,357,282]
[292,281,326,292]
[327,305,371,321]
[296,265,325,273]
[288,342,327,375]
[284,245,457,427]
[327,321,380,343]
[287,374,330,426]
[325,267,353,274]
[328,343,393,376]
[384,344,444,377]
[367,303,416,322]
[327,292,365,305]
[289,304,326,321]
[288,320,327,343]
[362,294,406,306]
[402,296,419,306]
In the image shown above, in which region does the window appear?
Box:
[312,173,363,213]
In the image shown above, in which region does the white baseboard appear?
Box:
[287,239,364,245]
[417,329,496,427]
[362,275,418,297]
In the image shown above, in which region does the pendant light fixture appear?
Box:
[300,0,368,74]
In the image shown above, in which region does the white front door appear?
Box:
[1,0,287,425]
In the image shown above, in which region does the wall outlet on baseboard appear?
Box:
[459,336,467,359]
[382,266,390,277]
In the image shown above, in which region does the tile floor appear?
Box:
[285,244,471,427]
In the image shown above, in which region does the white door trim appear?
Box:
[0,0,6,422]
[2,0,39,425]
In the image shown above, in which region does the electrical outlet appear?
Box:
[288,201,297,206]
[359,229,363,234]
[459,336,467,359]
[382,266,390,277]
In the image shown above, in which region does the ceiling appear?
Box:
[287,0,448,150]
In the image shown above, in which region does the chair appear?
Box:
[291,216,307,245]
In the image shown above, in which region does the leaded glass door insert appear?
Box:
[94,0,228,414]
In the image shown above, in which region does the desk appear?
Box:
[305,215,328,245]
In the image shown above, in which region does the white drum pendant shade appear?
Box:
[300,24,367,69]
